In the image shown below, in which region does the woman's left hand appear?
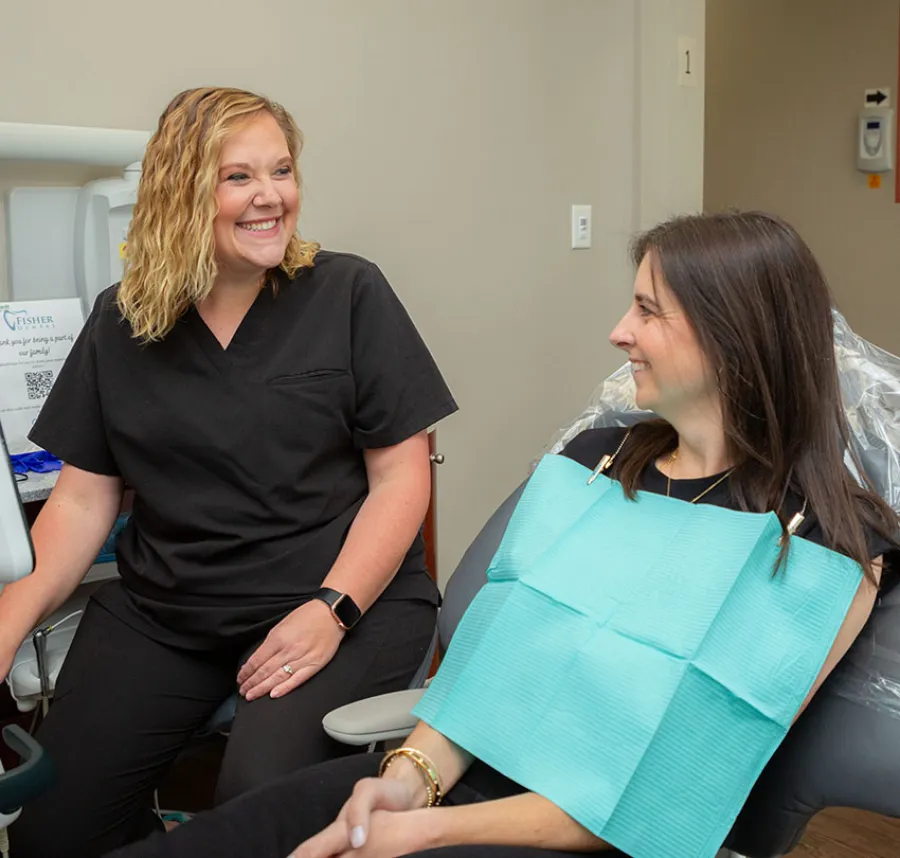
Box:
[238,599,346,701]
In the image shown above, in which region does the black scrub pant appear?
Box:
[9,594,436,858]
[105,754,618,858]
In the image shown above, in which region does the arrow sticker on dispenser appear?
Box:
[865,88,891,107]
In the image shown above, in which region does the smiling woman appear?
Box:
[610,255,720,431]
[117,88,319,345]
[213,118,300,286]
[1,87,458,858]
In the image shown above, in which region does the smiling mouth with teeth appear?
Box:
[237,218,279,232]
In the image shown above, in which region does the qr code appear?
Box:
[25,370,55,401]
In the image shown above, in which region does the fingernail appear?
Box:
[350,826,367,848]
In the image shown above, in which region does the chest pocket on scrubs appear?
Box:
[264,369,355,457]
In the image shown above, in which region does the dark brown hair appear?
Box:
[616,211,897,580]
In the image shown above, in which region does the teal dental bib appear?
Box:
[414,454,862,858]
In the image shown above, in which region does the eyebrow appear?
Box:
[634,292,661,309]
[219,157,292,172]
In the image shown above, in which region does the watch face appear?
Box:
[332,594,361,628]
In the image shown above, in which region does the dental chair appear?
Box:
[0,425,54,856]
[323,310,900,858]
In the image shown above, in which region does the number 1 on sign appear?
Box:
[678,36,699,87]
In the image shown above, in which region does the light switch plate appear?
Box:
[571,204,592,249]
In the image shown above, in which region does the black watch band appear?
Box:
[313,587,362,631]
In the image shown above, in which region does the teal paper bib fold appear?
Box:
[414,454,862,858]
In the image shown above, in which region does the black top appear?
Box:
[30,251,458,649]
[562,426,895,562]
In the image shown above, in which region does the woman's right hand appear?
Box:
[342,776,423,848]
[0,464,124,684]
[289,776,423,858]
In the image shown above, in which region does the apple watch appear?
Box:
[313,587,362,631]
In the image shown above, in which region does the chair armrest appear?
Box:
[0,725,54,814]
[323,688,426,746]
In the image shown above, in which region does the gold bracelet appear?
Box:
[379,748,443,807]
[378,750,434,808]
[378,747,444,807]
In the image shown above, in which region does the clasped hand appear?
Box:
[289,777,433,858]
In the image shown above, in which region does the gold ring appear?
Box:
[282,664,293,675]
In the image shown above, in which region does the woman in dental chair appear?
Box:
[0,87,457,857]
[111,211,898,858]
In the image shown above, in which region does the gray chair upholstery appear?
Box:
[433,483,527,657]
[324,482,900,858]
[723,563,900,857]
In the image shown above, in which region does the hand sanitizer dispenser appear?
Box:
[856,108,894,174]
[73,162,141,313]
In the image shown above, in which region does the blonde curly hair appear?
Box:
[118,86,319,342]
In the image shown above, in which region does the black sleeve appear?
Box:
[350,262,458,448]
[868,531,897,560]
[798,510,896,561]
[28,294,119,476]
[559,426,630,470]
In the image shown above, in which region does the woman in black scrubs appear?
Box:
[0,86,457,858]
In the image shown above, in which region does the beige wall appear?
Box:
[705,0,900,355]
[1,0,705,582]
[638,0,707,228]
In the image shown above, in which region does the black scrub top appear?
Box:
[562,427,896,561]
[30,251,458,649]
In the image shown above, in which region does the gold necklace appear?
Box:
[664,449,734,504]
